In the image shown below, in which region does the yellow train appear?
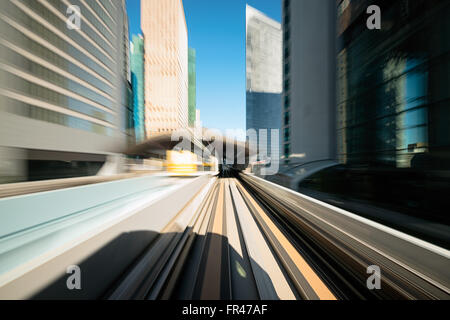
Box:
[166,150,197,175]
[166,150,217,175]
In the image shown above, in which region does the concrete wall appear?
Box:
[283,0,337,164]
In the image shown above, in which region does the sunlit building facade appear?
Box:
[0,0,132,182]
[246,5,282,161]
[141,0,188,136]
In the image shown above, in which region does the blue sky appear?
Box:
[126,0,281,132]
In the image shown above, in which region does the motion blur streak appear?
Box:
[0,0,449,301]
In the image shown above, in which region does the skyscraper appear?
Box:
[188,48,197,128]
[282,0,337,164]
[336,0,450,169]
[246,5,282,161]
[0,0,132,182]
[123,3,135,146]
[131,34,146,143]
[141,0,188,136]
[298,0,450,226]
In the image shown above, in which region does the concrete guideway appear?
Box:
[110,178,338,300]
[109,175,449,300]
[0,172,448,300]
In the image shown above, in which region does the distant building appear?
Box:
[246,5,282,161]
[282,0,337,165]
[131,35,146,143]
[126,79,135,146]
[141,0,188,136]
[123,3,135,146]
[188,48,197,127]
[0,0,132,182]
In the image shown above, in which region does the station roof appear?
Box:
[125,130,253,161]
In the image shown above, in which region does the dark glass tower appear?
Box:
[337,0,450,169]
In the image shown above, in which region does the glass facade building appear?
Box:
[298,0,450,228]
[188,47,196,128]
[337,0,450,169]
[246,5,282,161]
[131,34,146,143]
[0,0,131,182]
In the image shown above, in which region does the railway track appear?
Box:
[106,174,450,300]
[107,177,339,300]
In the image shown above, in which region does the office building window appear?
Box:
[284,12,290,27]
[284,29,290,42]
[284,111,290,126]
[284,95,290,109]
[284,46,290,60]
[284,143,290,158]
[284,79,290,92]
[284,62,290,76]
[284,127,290,142]
[284,0,290,10]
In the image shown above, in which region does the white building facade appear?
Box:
[246,5,282,161]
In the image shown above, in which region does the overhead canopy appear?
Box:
[125,133,184,158]
[124,131,255,165]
